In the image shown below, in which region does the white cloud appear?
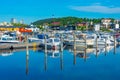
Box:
[70,5,120,14]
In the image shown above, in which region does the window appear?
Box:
[2,37,7,40]
[54,39,60,42]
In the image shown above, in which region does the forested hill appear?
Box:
[33,17,114,26]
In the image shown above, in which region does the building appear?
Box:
[0,22,12,26]
[101,19,111,28]
[11,18,16,23]
[20,19,24,24]
[94,24,100,31]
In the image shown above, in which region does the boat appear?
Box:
[46,37,61,49]
[39,37,61,50]
[0,35,19,44]
[116,36,120,42]
[28,34,48,43]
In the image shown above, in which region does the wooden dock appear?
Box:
[0,42,41,50]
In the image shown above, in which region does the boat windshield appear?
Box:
[2,37,7,40]
[7,38,13,40]
[48,39,53,43]
[54,39,60,42]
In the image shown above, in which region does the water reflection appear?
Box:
[44,51,47,71]
[60,51,63,70]
[47,50,60,58]
[0,50,13,57]
[0,45,117,73]
[65,45,115,60]
[26,51,29,75]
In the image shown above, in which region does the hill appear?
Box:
[32,16,114,26]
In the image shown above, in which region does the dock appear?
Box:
[0,42,41,50]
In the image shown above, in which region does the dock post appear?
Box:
[84,47,87,62]
[73,31,76,65]
[114,35,116,54]
[84,35,87,62]
[44,33,47,53]
[96,37,98,57]
[26,35,29,57]
[73,31,76,51]
[26,35,29,75]
[104,38,107,56]
[19,33,22,42]
[60,34,63,52]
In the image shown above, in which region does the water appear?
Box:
[0,45,120,80]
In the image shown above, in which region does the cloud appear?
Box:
[70,5,120,14]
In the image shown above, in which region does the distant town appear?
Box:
[0,17,120,33]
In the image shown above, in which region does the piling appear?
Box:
[26,35,29,57]
[60,34,63,52]
[105,38,107,55]
[73,31,76,51]
[84,47,87,62]
[26,35,29,75]
[96,37,98,57]
[44,34,47,53]
[84,35,87,61]
[114,35,116,54]
[73,31,76,65]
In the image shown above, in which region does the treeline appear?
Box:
[33,16,114,26]
[12,23,28,27]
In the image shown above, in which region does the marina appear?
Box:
[0,0,120,79]
[0,29,119,80]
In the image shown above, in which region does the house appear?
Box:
[101,19,111,28]
[77,22,87,27]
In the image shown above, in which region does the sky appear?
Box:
[0,0,120,24]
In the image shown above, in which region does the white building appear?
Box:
[115,24,119,29]
[11,18,16,23]
[94,24,100,31]
[20,19,24,24]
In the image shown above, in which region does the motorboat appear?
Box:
[46,38,61,49]
[0,35,19,44]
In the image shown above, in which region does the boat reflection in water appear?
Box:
[65,45,115,60]
[0,50,13,57]
[47,50,60,58]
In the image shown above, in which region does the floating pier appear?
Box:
[0,42,41,50]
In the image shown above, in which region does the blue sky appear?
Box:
[0,0,120,24]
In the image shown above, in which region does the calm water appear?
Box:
[0,45,120,80]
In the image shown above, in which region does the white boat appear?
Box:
[0,35,19,44]
[46,38,61,49]
[28,37,41,42]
